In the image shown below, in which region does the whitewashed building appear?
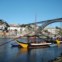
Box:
[8,24,20,31]
[8,24,21,35]
[44,27,60,35]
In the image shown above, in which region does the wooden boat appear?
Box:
[16,40,52,48]
[16,34,62,48]
[49,44,57,47]
[11,42,21,47]
[49,40,62,47]
[16,35,62,48]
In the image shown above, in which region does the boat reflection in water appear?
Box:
[15,45,62,62]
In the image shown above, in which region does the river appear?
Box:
[0,38,62,62]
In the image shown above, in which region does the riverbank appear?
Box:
[53,56,62,62]
[0,31,21,38]
[53,57,62,62]
[0,35,17,38]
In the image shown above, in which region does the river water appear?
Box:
[0,38,62,62]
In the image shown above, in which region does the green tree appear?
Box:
[0,19,4,24]
[0,19,9,32]
[55,26,62,36]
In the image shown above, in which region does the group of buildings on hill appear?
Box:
[0,21,61,37]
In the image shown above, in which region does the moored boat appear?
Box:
[49,44,57,47]
[16,40,52,48]
[16,35,62,48]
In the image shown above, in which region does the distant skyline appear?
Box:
[0,0,62,27]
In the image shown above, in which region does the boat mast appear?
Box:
[34,14,37,34]
[34,14,37,43]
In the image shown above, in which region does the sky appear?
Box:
[0,0,62,26]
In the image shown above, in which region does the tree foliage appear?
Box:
[0,19,9,32]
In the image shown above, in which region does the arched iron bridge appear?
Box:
[24,18,62,31]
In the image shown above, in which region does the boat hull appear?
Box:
[16,40,28,48]
[49,44,57,47]
[16,40,51,48]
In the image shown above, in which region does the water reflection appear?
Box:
[16,47,62,62]
[0,39,62,62]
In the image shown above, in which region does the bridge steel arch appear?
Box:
[38,18,62,31]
